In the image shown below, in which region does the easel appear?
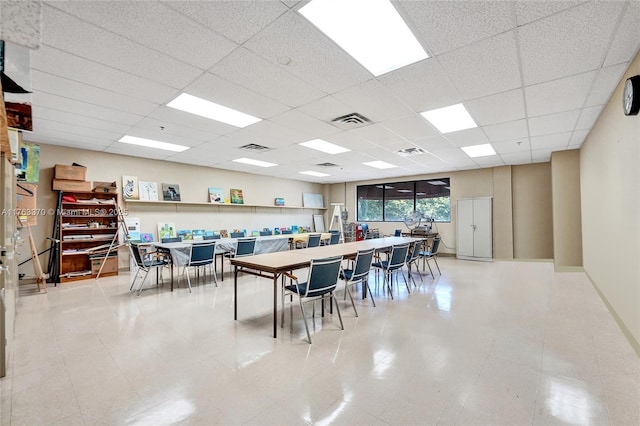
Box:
[17,217,47,293]
[95,206,129,279]
[328,203,345,243]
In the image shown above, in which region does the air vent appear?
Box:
[396,147,426,157]
[316,162,340,167]
[239,143,271,152]
[330,112,372,129]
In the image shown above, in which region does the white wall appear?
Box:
[580,53,640,352]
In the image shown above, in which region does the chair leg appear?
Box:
[401,270,411,294]
[425,258,435,278]
[332,292,344,330]
[137,269,151,296]
[345,283,358,317]
[364,277,376,307]
[384,271,394,300]
[130,268,142,291]
[298,299,312,344]
[185,267,192,293]
[433,257,441,275]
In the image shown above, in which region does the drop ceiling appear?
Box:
[13,0,640,183]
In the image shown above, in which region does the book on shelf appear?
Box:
[230,188,244,204]
[208,187,224,204]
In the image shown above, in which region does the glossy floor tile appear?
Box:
[1,259,639,425]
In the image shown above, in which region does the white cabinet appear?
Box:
[457,197,492,261]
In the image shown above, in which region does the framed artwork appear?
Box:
[192,229,206,240]
[162,183,181,201]
[274,198,285,206]
[140,233,154,243]
[139,181,159,201]
[177,229,192,240]
[157,222,176,240]
[208,187,224,203]
[230,188,244,204]
[122,176,139,200]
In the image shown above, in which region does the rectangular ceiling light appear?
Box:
[118,135,189,152]
[363,160,397,169]
[461,144,497,158]
[232,157,277,168]
[299,139,350,154]
[167,93,261,128]
[300,171,330,177]
[420,103,477,134]
[299,0,428,76]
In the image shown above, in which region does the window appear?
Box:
[356,178,450,222]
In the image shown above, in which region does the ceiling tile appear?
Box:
[412,135,457,153]
[269,109,341,138]
[438,31,521,99]
[244,10,371,93]
[528,110,580,137]
[33,118,123,141]
[163,0,288,45]
[346,124,406,148]
[50,1,238,70]
[332,79,415,123]
[603,1,640,67]
[525,71,597,116]
[466,89,525,126]
[31,45,177,105]
[226,119,307,148]
[493,138,531,154]
[148,106,237,137]
[104,143,172,161]
[377,59,462,112]
[568,129,591,147]
[531,148,554,162]
[444,127,490,147]
[210,47,326,108]
[33,106,132,135]
[530,132,571,150]
[500,151,532,165]
[585,63,629,107]
[42,4,203,89]
[32,92,143,126]
[482,119,529,143]
[380,114,439,140]
[518,1,624,85]
[397,0,514,55]
[27,128,113,150]
[295,95,353,122]
[472,155,504,168]
[514,1,582,26]
[128,117,216,143]
[575,106,603,130]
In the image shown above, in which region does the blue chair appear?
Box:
[281,230,293,235]
[203,234,221,240]
[180,241,217,292]
[306,234,322,248]
[282,256,344,343]
[394,229,402,237]
[259,231,272,236]
[340,248,376,316]
[419,236,442,278]
[129,243,168,296]
[405,240,424,287]
[230,231,245,238]
[372,243,410,299]
[234,238,256,258]
[329,231,341,245]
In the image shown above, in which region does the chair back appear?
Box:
[281,230,293,235]
[388,243,410,270]
[230,231,245,238]
[350,248,375,282]
[430,236,441,254]
[407,240,421,263]
[329,231,340,245]
[129,243,145,267]
[203,234,221,240]
[307,234,321,248]
[161,237,181,243]
[235,238,256,257]
[304,256,343,298]
[259,231,272,236]
[189,242,215,266]
[394,229,402,237]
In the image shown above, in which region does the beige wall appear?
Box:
[512,163,553,259]
[551,150,583,269]
[580,53,640,351]
[21,143,327,270]
[493,166,514,259]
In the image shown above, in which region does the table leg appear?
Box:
[234,266,238,320]
[170,262,174,292]
[273,274,278,338]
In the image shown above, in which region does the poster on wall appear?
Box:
[157,222,176,241]
[123,217,141,243]
[122,176,139,200]
[162,183,181,201]
[16,142,39,183]
[139,181,159,201]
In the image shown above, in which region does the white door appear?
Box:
[457,199,475,258]
[473,198,492,259]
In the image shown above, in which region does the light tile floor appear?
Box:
[1,258,639,425]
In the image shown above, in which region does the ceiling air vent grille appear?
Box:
[239,143,271,152]
[330,112,372,129]
[316,162,340,167]
[396,147,426,157]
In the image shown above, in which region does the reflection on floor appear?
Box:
[1,258,638,425]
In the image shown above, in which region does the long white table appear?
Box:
[230,236,421,338]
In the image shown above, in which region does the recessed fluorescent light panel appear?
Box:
[299,0,428,76]
[167,93,261,128]
[118,135,189,152]
[363,161,397,169]
[300,171,330,177]
[299,139,350,154]
[232,157,277,168]
[420,103,477,134]
[461,144,497,158]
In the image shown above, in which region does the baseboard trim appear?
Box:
[553,265,585,273]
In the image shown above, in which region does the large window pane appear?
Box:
[384,181,414,221]
[416,179,450,222]
[357,185,383,221]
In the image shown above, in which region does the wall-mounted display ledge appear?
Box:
[124,199,327,210]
